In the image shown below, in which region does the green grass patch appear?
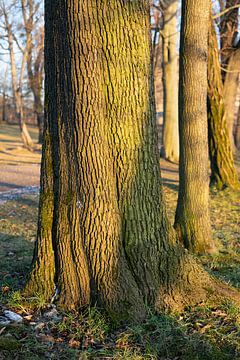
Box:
[0,187,240,359]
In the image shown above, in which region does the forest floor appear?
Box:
[0,124,240,359]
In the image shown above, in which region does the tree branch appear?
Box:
[212,4,240,19]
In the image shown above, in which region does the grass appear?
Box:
[0,184,240,358]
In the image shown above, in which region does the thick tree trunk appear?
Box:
[25,0,232,319]
[223,48,240,151]
[207,21,239,190]
[174,0,215,254]
[161,0,179,163]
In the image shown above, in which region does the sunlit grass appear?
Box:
[0,183,239,358]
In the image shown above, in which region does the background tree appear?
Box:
[161,0,179,163]
[235,104,240,148]
[21,0,44,143]
[25,0,227,320]
[220,0,240,150]
[223,46,240,150]
[174,0,216,253]
[207,19,239,189]
[0,67,8,123]
[0,0,33,148]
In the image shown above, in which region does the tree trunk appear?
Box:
[223,48,240,151]
[219,0,240,151]
[21,0,44,144]
[1,93,6,124]
[234,103,240,149]
[161,0,179,163]
[1,67,8,124]
[25,0,229,320]
[207,20,239,190]
[174,0,215,254]
[34,92,44,144]
[220,0,240,82]
[3,8,33,149]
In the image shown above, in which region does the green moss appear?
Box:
[0,337,20,350]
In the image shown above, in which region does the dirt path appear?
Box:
[0,124,41,198]
[0,163,40,192]
[0,123,239,200]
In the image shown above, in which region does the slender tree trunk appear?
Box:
[153,28,163,149]
[21,0,44,144]
[3,9,33,149]
[1,95,6,124]
[219,0,240,150]
[1,67,8,123]
[34,88,44,144]
[220,0,240,81]
[25,0,234,320]
[235,103,240,149]
[223,48,240,151]
[207,20,239,189]
[161,0,179,163]
[174,0,215,254]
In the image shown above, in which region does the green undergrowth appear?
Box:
[0,186,240,359]
[164,185,240,289]
[0,299,240,359]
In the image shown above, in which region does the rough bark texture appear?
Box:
[161,0,179,163]
[26,0,224,319]
[207,21,239,190]
[175,0,215,254]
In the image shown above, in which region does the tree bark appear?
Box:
[174,0,215,254]
[219,0,240,150]
[207,20,239,190]
[25,0,233,319]
[223,48,240,151]
[161,0,179,163]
